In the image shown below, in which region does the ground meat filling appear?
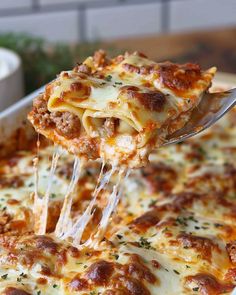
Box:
[50,111,81,139]
[32,95,81,139]
[32,95,53,129]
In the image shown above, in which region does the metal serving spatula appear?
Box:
[163,88,236,146]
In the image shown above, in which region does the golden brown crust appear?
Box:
[121,86,166,112]
[3,287,31,295]
[177,233,219,262]
[157,62,201,95]
[185,274,234,295]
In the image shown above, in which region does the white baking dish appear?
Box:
[0,85,44,148]
[0,75,235,294]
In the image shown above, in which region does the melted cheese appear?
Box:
[12,54,235,294]
[1,104,236,294]
[27,52,217,245]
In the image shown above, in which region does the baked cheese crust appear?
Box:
[0,85,236,294]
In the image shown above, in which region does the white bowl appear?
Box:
[0,48,24,112]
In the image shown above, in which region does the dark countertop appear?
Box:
[107,27,236,74]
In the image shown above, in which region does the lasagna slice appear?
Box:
[28,50,216,168]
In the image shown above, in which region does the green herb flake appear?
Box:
[193,287,199,291]
[105,75,112,82]
[197,147,206,156]
[149,199,157,207]
[138,237,153,250]
[53,284,58,288]
[162,227,169,233]
[1,274,8,280]
[173,269,180,275]
[176,217,187,226]
[214,223,223,228]
[112,253,119,260]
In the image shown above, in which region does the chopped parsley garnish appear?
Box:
[112,253,119,260]
[1,274,8,280]
[53,284,58,288]
[28,182,34,187]
[50,193,57,199]
[115,81,123,85]
[138,237,153,250]
[20,272,27,278]
[117,234,123,240]
[193,287,199,291]
[176,217,187,226]
[105,75,112,82]
[197,146,206,156]
[162,227,169,233]
[37,291,41,295]
[173,269,180,275]
[187,215,198,223]
[203,222,210,225]
[214,223,223,228]
[149,199,157,207]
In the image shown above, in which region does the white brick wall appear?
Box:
[0,11,79,42]
[39,0,102,4]
[169,0,236,32]
[0,0,31,9]
[86,3,162,41]
[0,0,235,43]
